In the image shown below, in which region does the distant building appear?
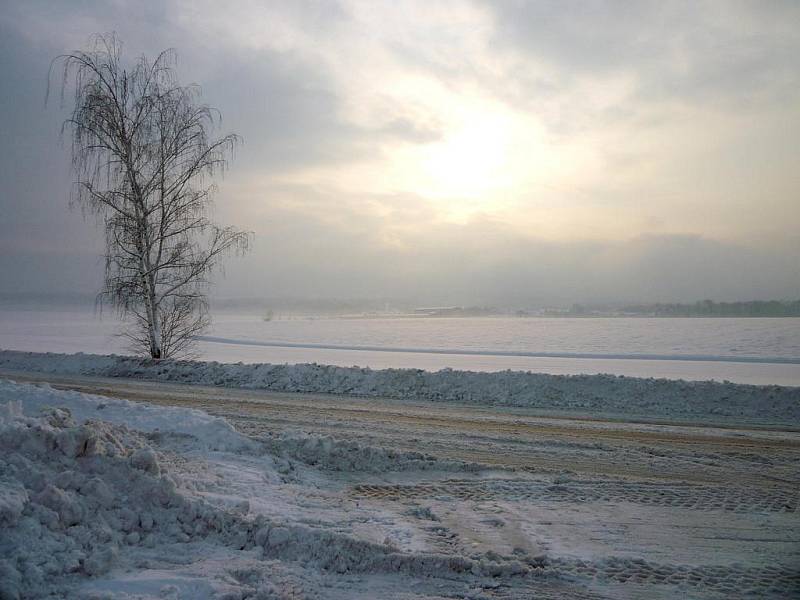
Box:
[413,306,463,316]
[413,306,495,317]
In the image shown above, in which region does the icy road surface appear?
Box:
[1,369,798,599]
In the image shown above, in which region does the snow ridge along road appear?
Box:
[1,349,798,426]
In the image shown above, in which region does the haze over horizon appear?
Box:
[1,1,798,307]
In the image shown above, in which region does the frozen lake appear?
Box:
[1,309,798,385]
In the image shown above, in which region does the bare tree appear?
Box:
[50,34,250,359]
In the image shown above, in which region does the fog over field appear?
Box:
[1,1,798,306]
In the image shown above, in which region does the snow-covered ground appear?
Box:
[1,365,799,598]
[0,380,524,599]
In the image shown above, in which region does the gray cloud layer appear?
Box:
[0,1,797,305]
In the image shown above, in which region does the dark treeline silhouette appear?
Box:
[620,300,800,317]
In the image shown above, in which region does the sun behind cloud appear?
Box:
[419,109,511,200]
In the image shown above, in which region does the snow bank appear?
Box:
[0,400,251,599]
[0,378,255,453]
[2,350,798,423]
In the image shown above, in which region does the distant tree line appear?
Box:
[620,300,800,317]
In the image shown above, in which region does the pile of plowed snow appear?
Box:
[0,378,256,453]
[0,400,253,599]
[2,350,798,423]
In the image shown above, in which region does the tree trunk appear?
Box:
[139,227,162,360]
[146,289,162,359]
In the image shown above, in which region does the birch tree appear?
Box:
[51,34,250,359]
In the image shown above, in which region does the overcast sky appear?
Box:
[1,0,798,306]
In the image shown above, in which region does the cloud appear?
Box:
[484,1,800,104]
[216,182,799,304]
[0,1,797,304]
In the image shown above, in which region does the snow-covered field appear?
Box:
[1,351,799,598]
[2,309,799,385]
